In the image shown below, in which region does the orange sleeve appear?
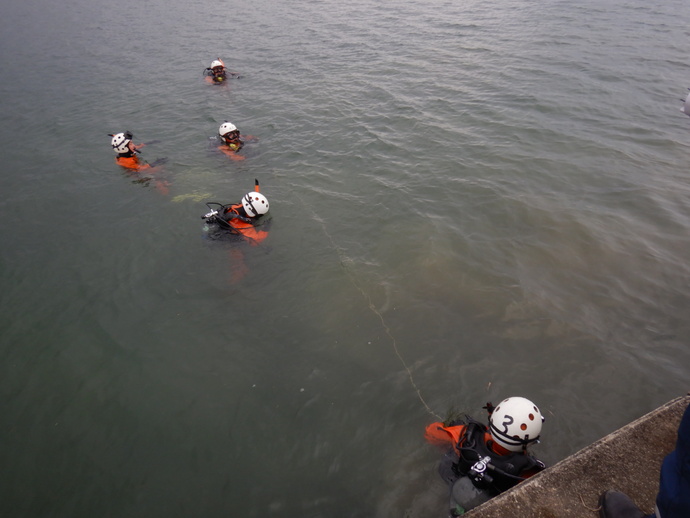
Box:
[425,422,466,448]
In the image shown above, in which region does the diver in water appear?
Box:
[204,58,239,84]
[202,179,271,245]
[202,179,271,283]
[109,131,168,193]
[109,131,165,171]
[110,131,142,168]
[425,396,546,516]
[217,121,258,161]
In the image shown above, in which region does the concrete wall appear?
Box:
[467,395,689,518]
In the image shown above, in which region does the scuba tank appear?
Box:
[440,449,500,515]
[449,476,492,516]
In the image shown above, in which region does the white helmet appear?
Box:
[219,122,237,137]
[111,131,132,154]
[211,60,224,69]
[489,397,544,452]
[242,192,269,217]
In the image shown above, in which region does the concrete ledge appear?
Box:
[467,395,689,518]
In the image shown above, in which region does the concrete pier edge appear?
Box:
[466,394,689,518]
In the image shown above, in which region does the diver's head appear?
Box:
[219,122,240,140]
[210,60,224,73]
[242,192,269,217]
[111,131,132,154]
[488,397,544,452]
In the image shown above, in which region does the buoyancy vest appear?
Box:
[453,419,544,493]
[205,68,227,84]
[115,154,150,171]
[221,136,243,152]
[205,74,225,84]
[216,203,269,245]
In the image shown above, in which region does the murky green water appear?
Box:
[1,0,689,516]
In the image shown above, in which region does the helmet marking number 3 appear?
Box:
[500,414,514,435]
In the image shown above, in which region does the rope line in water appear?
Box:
[297,192,441,420]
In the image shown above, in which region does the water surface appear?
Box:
[1,0,689,516]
